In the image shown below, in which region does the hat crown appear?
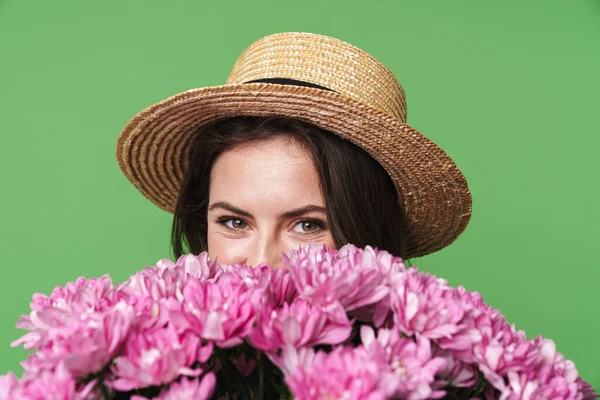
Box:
[226,32,408,122]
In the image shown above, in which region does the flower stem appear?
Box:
[99,383,110,399]
[258,350,265,400]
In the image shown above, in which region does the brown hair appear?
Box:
[171,116,412,265]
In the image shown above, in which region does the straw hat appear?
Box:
[116,32,472,259]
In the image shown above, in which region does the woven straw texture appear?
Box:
[116,32,472,259]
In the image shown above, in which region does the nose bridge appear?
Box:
[247,227,284,269]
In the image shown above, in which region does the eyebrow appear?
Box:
[208,201,326,219]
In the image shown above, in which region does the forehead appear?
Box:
[209,137,324,211]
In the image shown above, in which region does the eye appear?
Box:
[216,217,248,230]
[292,219,325,235]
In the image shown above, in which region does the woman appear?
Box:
[115,32,472,268]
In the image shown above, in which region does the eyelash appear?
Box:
[214,215,327,236]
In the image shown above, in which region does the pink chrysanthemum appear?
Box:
[180,271,263,347]
[578,379,599,400]
[249,298,351,352]
[4,244,596,400]
[109,322,212,391]
[227,264,297,306]
[390,268,466,340]
[458,308,538,391]
[20,302,133,378]
[116,252,219,304]
[336,243,407,279]
[0,362,95,400]
[27,275,115,314]
[361,326,447,400]
[131,373,216,400]
[12,275,116,351]
[433,348,479,388]
[435,285,489,358]
[496,338,582,400]
[0,372,19,400]
[284,346,390,400]
[284,243,393,313]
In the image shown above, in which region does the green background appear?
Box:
[1,0,598,389]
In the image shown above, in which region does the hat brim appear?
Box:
[116,82,472,258]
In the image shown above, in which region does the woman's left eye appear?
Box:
[292,219,325,235]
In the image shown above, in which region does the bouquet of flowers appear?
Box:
[1,243,597,399]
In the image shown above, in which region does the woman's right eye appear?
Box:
[218,217,248,230]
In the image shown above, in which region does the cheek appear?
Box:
[320,234,337,251]
[207,230,248,265]
[281,232,337,255]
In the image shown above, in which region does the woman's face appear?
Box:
[207,137,336,269]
